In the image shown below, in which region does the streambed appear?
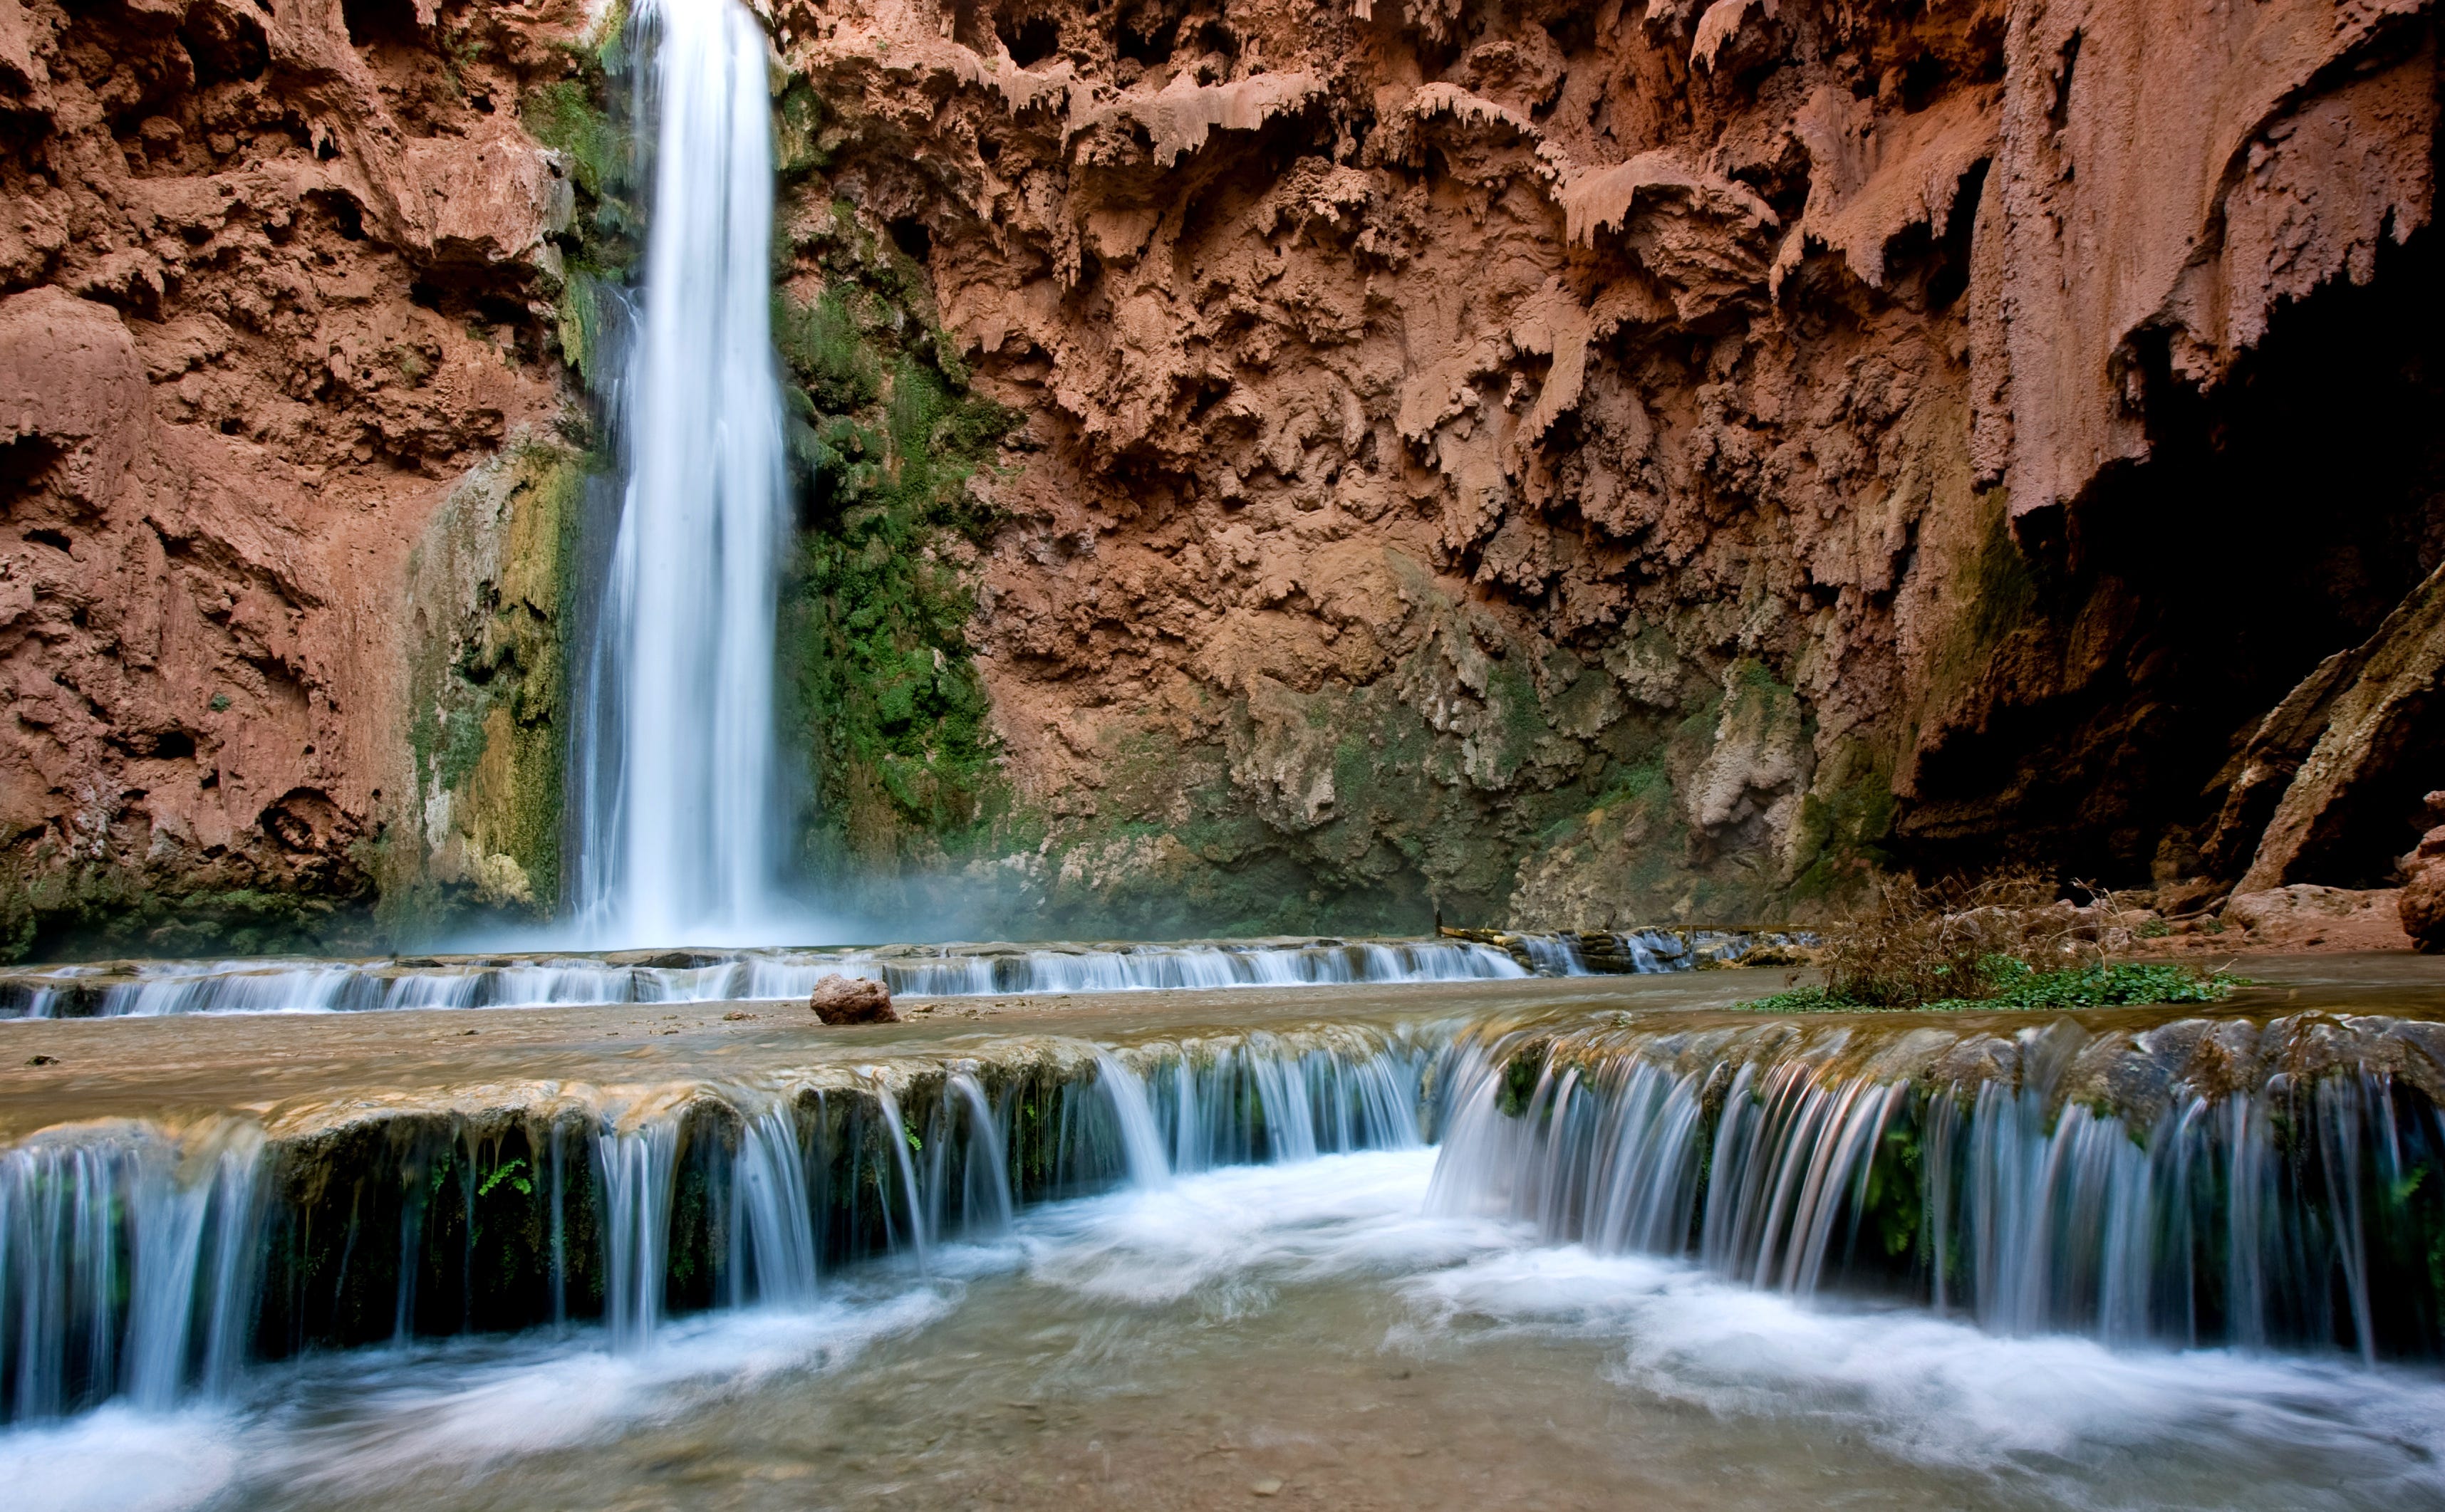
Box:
[7,957,2445,1510]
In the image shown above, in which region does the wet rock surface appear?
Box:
[0,0,581,955]
[770,0,2445,927]
[809,971,898,1023]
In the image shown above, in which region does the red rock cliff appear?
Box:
[2,0,2440,951]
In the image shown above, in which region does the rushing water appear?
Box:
[571,0,789,945]
[9,1149,2445,1511]
[0,932,1841,1019]
[0,938,1537,1017]
[12,982,2445,1506]
[1423,1013,2445,1359]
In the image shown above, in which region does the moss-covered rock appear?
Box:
[391,435,593,932]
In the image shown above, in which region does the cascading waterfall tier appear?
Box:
[572,0,788,944]
[0,937,1536,1018]
[1426,1009,2445,1360]
[16,1003,2445,1430]
[0,1025,1430,1424]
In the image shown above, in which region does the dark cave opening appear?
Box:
[1899,229,2445,890]
[997,12,1062,67]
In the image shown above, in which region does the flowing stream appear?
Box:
[9,988,2445,1509]
[571,0,788,945]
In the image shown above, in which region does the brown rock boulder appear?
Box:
[808,974,897,1024]
[2222,885,2412,952]
[2398,813,2445,953]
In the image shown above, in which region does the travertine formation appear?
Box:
[1,0,2440,952]
[784,0,2444,929]
[0,0,572,951]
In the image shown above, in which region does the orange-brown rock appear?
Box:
[808,973,898,1024]
[0,0,582,952]
[4,0,2444,952]
[2223,885,2413,954]
[776,0,2445,927]
[2399,803,2445,951]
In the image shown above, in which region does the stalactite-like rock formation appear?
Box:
[1,0,2439,949]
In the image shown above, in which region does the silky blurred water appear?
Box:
[11,1147,2441,1512]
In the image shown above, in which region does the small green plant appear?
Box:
[478,1157,534,1199]
[1495,1051,1543,1117]
[208,693,231,712]
[2135,917,2172,939]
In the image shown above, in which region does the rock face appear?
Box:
[1,0,2442,952]
[2222,885,2413,954]
[808,973,898,1024]
[2399,796,2445,951]
[0,0,581,954]
[778,0,2445,929]
[2401,839,2445,951]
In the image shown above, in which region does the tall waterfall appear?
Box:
[574,0,787,945]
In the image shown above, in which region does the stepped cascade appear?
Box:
[0,931,1827,1018]
[2,0,2445,1504]
[8,997,2445,1491]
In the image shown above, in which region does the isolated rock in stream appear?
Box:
[808,974,897,1024]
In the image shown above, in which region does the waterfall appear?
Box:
[731,1105,821,1307]
[14,1013,2445,1428]
[1094,1053,1174,1189]
[0,1121,264,1420]
[595,1120,680,1350]
[935,1072,1016,1238]
[1426,1018,2445,1358]
[573,0,788,945]
[0,938,1532,1018]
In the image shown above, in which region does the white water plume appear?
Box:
[574,0,789,945]
[1094,1052,1173,1189]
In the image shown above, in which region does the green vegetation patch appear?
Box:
[774,199,1024,876]
[1742,958,2245,1014]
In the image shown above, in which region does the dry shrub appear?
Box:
[1822,871,2106,1007]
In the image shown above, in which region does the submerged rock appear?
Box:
[809,974,897,1024]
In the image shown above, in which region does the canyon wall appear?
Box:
[0,0,2438,954]
[0,0,581,954]
[784,0,2445,934]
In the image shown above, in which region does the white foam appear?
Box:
[1401,1244,2445,1500]
[0,1405,240,1512]
[0,1288,950,1512]
[1013,1152,2445,1503]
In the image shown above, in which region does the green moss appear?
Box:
[520,57,639,393]
[0,864,379,964]
[774,80,832,179]
[1787,740,1899,905]
[394,439,593,934]
[522,79,623,204]
[774,204,1025,880]
[775,288,881,414]
[1924,489,2038,706]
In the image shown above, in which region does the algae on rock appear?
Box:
[395,437,592,929]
